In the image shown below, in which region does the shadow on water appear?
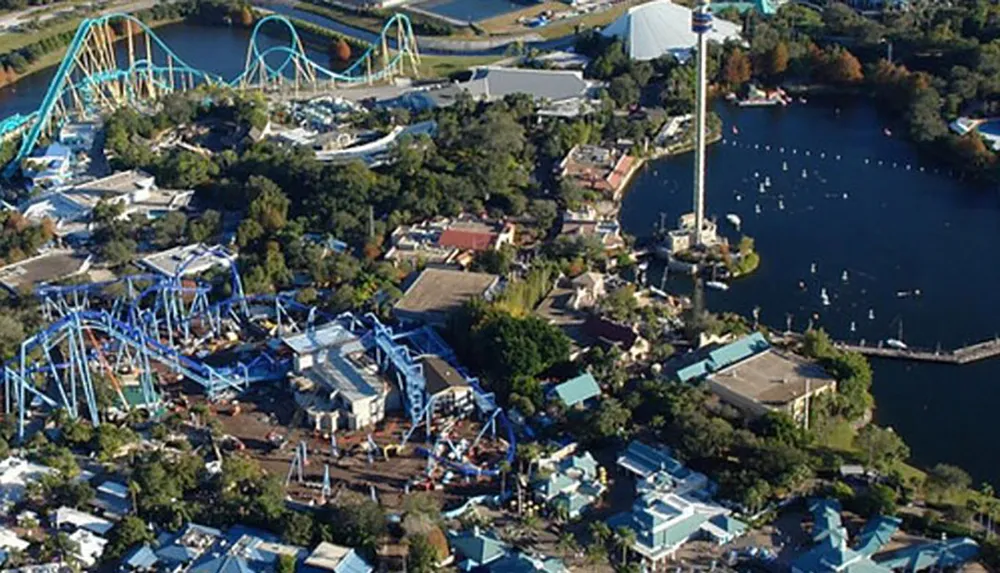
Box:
[621,98,1000,485]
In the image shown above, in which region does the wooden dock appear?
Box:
[834,337,1000,365]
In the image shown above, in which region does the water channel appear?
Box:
[1,19,998,484]
[620,98,1000,485]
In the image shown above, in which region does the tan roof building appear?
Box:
[706,349,836,422]
[394,268,500,327]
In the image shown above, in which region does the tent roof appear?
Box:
[601,0,742,61]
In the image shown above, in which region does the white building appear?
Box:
[601,0,742,61]
[0,457,55,510]
[67,529,107,567]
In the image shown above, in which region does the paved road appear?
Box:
[0,0,164,32]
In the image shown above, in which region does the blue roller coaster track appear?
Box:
[1,11,420,176]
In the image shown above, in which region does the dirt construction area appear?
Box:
[209,384,503,512]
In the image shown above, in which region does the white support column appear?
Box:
[692,1,712,247]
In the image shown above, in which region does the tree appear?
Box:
[330,38,352,62]
[276,554,296,573]
[924,463,972,502]
[857,483,898,516]
[104,516,153,561]
[854,425,910,472]
[722,48,752,88]
[765,42,790,77]
[825,48,864,85]
[407,534,437,573]
[614,526,636,564]
[608,75,641,108]
[0,315,24,360]
[246,176,290,234]
[589,521,612,545]
[153,211,187,248]
[587,398,632,441]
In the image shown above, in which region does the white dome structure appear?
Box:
[601,0,742,61]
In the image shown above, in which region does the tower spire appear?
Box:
[691,0,712,247]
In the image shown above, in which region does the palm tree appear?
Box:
[967,497,980,532]
[498,461,511,498]
[128,480,141,513]
[614,526,636,565]
[982,483,996,539]
[589,521,612,546]
[556,532,578,556]
[553,502,570,525]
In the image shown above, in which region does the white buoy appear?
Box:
[780,147,785,153]
[878,160,883,166]
[836,155,841,160]
[805,150,811,156]
[782,161,788,171]
[843,193,849,199]
[736,194,742,201]
[755,204,761,214]
[820,152,826,158]
[765,145,771,151]
[801,169,808,179]
[842,270,848,282]
[868,308,875,320]
[754,144,759,149]
[865,158,870,164]
[810,262,817,274]
[792,149,797,155]
[754,171,759,179]
[778,199,785,210]
[850,321,856,333]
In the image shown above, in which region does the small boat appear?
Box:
[820,288,830,306]
[726,213,742,229]
[778,199,785,210]
[843,193,849,199]
[755,204,761,214]
[868,308,875,320]
[850,321,856,333]
[801,169,808,179]
[754,171,759,179]
[798,280,806,290]
[841,270,848,282]
[799,97,807,103]
[884,128,892,137]
[732,125,739,134]
[764,176,771,187]
[759,183,766,193]
[886,338,907,350]
[735,194,742,201]
[782,161,788,171]
[810,262,817,274]
[706,280,729,291]
[637,261,650,271]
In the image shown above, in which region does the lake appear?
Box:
[620,98,1000,485]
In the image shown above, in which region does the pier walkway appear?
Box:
[834,337,1000,365]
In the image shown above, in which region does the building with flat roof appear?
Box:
[139,244,232,278]
[422,356,474,418]
[558,144,639,201]
[22,144,73,190]
[292,350,388,433]
[706,347,837,422]
[19,191,92,241]
[52,506,114,536]
[532,451,606,518]
[617,440,711,497]
[609,491,746,567]
[0,250,91,294]
[0,457,55,509]
[302,542,373,573]
[394,268,500,327]
[385,216,515,268]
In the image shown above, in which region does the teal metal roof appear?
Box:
[875,537,979,572]
[555,491,592,515]
[559,451,598,478]
[854,516,901,557]
[552,373,600,407]
[673,332,770,383]
[535,473,576,498]
[450,529,509,568]
[708,515,748,536]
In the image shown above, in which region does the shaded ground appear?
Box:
[211,384,504,512]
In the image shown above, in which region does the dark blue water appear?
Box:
[621,99,1000,485]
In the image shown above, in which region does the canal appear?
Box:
[620,97,1000,485]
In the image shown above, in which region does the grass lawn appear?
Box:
[535,0,644,40]
[476,1,571,35]
[0,17,82,53]
[415,54,502,78]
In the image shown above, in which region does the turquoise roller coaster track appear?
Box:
[1,11,419,176]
